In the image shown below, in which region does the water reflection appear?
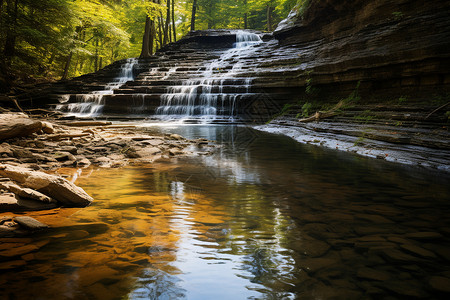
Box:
[1,125,449,299]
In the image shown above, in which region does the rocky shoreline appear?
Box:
[0,112,216,237]
[255,118,450,172]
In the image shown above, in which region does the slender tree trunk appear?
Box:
[191,0,197,31]
[206,2,214,29]
[140,16,154,58]
[3,0,19,66]
[171,0,176,42]
[157,15,163,48]
[163,0,170,45]
[244,0,248,29]
[0,0,4,24]
[62,52,72,80]
[94,37,99,72]
[267,5,273,31]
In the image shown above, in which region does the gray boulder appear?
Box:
[0,164,93,207]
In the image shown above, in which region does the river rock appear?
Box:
[356,267,390,281]
[0,164,93,207]
[13,216,48,231]
[429,276,450,293]
[0,260,26,270]
[400,244,437,259]
[300,257,340,274]
[0,113,42,141]
[0,193,58,211]
[0,244,39,257]
[0,143,13,156]
[292,235,330,258]
[0,182,55,203]
[405,232,443,240]
[41,122,55,134]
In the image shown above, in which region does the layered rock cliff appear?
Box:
[10,0,450,124]
[271,0,450,102]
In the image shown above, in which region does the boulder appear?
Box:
[0,113,42,141]
[0,192,58,211]
[13,216,48,231]
[0,181,55,203]
[0,164,93,207]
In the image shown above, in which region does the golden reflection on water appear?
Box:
[1,126,450,299]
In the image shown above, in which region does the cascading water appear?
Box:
[56,58,137,117]
[155,31,262,123]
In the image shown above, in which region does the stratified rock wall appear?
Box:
[17,0,450,122]
[272,0,450,101]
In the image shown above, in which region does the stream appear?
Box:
[1,124,449,299]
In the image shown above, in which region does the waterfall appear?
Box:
[155,31,262,123]
[56,58,137,117]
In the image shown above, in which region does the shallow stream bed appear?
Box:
[1,125,449,299]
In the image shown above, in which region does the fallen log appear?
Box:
[298,100,343,123]
[59,121,113,127]
[298,111,338,122]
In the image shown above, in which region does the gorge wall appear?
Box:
[271,0,450,104]
[14,0,450,123]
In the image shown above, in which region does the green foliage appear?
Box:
[354,110,376,123]
[397,96,407,103]
[1,0,304,84]
[445,111,450,120]
[342,81,361,109]
[392,11,404,19]
[301,102,312,117]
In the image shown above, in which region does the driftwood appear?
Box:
[59,121,113,127]
[24,108,62,116]
[425,102,450,120]
[41,132,92,141]
[0,95,26,114]
[298,111,338,123]
[298,100,344,123]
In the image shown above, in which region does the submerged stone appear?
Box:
[14,216,49,231]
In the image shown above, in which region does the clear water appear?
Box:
[1,125,449,299]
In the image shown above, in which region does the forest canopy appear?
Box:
[0,0,307,89]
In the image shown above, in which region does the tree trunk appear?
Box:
[191,0,197,31]
[171,0,176,42]
[163,0,170,45]
[62,52,72,80]
[0,0,4,24]
[94,37,98,72]
[157,14,163,48]
[3,0,19,66]
[140,16,154,58]
[244,0,248,29]
[267,5,273,31]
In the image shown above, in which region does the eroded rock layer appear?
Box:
[17,1,450,124]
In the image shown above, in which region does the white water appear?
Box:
[155,31,262,123]
[56,58,137,117]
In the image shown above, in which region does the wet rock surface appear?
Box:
[0,113,216,223]
[255,118,450,171]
